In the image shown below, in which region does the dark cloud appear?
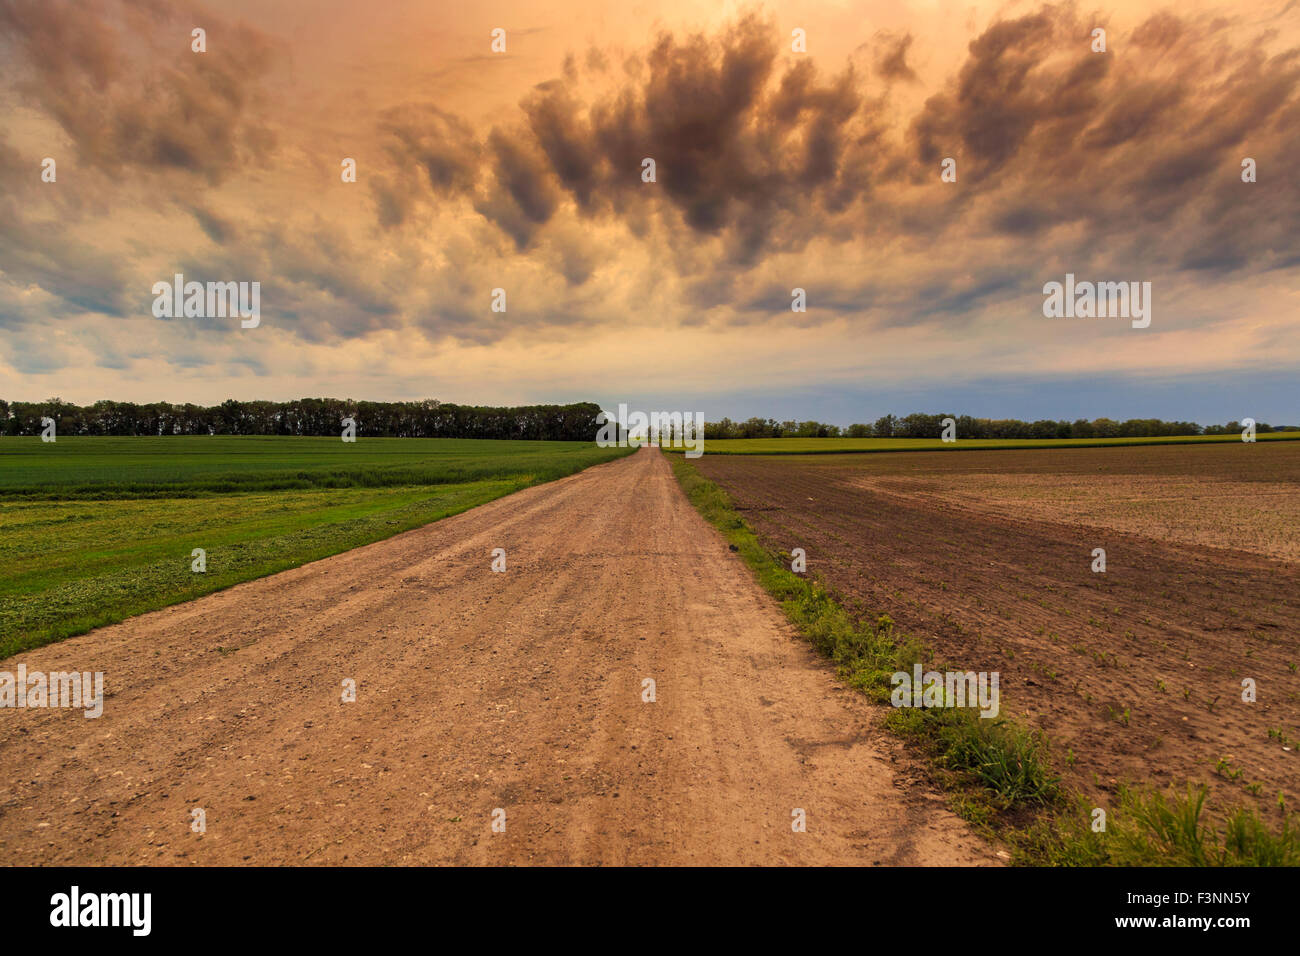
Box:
[522,14,877,262]
[0,0,279,183]
[901,6,1300,283]
[874,32,918,82]
[369,175,408,230]
[371,4,1296,292]
[373,13,883,266]
[189,204,236,243]
[477,128,561,249]
[378,104,481,197]
[3,3,1298,352]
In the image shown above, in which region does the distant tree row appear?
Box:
[703,414,1297,440]
[4,399,1292,442]
[0,398,605,441]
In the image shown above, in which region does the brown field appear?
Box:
[695,441,1300,813]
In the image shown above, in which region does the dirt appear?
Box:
[0,447,995,865]
[844,441,1300,562]
[695,443,1300,814]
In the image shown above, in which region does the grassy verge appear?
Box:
[670,454,1300,866]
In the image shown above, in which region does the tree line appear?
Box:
[4,399,1292,442]
[0,398,605,441]
[704,413,1297,440]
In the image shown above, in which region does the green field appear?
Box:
[0,437,633,658]
[0,435,627,498]
[665,433,1300,455]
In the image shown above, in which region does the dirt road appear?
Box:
[0,447,994,865]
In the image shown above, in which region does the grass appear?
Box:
[1016,785,1300,866]
[0,435,625,498]
[0,437,633,657]
[662,433,1300,455]
[669,453,1300,865]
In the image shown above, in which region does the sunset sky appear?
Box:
[2,0,1298,424]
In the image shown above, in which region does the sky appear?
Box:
[1,0,1298,425]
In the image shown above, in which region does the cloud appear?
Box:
[367,5,1299,298]
[1,1,1298,393]
[0,0,279,183]
[874,32,918,82]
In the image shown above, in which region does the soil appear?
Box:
[695,442,1300,814]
